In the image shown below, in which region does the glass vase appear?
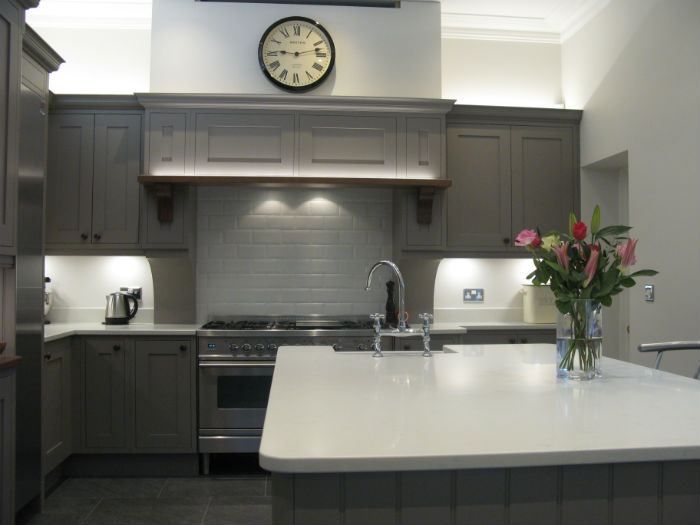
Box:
[556,299,603,380]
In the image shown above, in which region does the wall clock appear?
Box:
[258,16,335,92]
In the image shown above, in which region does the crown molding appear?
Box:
[23,25,65,72]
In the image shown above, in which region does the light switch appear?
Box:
[644,285,654,302]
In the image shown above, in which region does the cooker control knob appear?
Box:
[228,344,239,353]
[254,344,265,354]
[242,344,252,354]
[267,343,278,353]
[358,343,367,351]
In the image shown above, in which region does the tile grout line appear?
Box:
[78,497,103,525]
[200,496,213,525]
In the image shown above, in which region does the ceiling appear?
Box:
[26,0,612,43]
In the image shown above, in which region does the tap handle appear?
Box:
[418,313,433,328]
[419,313,433,357]
[369,313,385,331]
[369,313,385,357]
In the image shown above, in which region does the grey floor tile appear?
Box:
[203,499,272,525]
[160,477,267,498]
[84,497,209,525]
[51,477,168,499]
[23,498,100,525]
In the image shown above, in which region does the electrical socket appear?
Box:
[120,286,142,300]
[644,285,654,302]
[463,288,484,302]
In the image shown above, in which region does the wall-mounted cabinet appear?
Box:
[46,95,194,252]
[137,94,453,182]
[46,110,141,248]
[395,105,582,257]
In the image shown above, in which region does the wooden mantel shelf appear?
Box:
[138,176,451,224]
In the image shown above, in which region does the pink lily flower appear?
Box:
[583,246,600,287]
[552,244,570,271]
[617,238,638,272]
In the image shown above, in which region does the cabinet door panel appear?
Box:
[42,340,72,473]
[84,338,127,449]
[406,117,442,179]
[92,113,141,244]
[148,112,186,175]
[0,2,20,249]
[0,370,16,525]
[195,113,294,176]
[46,114,94,244]
[511,126,574,236]
[299,115,397,178]
[134,340,192,450]
[446,126,511,249]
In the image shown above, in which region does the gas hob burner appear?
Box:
[199,316,382,331]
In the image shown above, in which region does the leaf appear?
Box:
[568,212,576,237]
[629,269,659,277]
[601,295,613,307]
[591,205,601,235]
[544,260,569,279]
[620,277,636,287]
[555,299,571,314]
[595,225,632,238]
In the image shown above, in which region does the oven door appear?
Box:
[198,361,274,430]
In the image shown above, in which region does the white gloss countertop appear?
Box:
[44,322,199,342]
[259,344,700,473]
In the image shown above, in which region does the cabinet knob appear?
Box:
[43,353,51,360]
[403,343,411,350]
[508,338,517,344]
[93,233,102,241]
[179,345,187,352]
[80,232,88,240]
[520,338,528,344]
[113,344,120,351]
[503,237,511,245]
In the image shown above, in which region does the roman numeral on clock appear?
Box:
[269,60,281,71]
[313,40,323,46]
[270,38,281,45]
[279,69,288,81]
[312,63,323,72]
[292,73,299,84]
[306,71,314,81]
[293,24,301,36]
[279,26,289,38]
[266,51,278,57]
[315,51,326,58]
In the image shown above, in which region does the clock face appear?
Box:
[258,16,335,92]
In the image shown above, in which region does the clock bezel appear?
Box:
[258,16,336,93]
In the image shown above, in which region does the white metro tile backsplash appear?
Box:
[433,258,537,323]
[196,186,393,322]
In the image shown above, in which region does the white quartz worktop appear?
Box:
[44,322,199,342]
[259,344,700,473]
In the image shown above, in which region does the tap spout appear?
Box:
[365,260,408,332]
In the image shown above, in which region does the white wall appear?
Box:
[150,0,442,97]
[23,26,151,94]
[44,256,154,323]
[433,258,537,323]
[196,187,393,322]
[441,38,563,107]
[562,0,700,376]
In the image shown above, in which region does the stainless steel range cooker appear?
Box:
[197,315,378,472]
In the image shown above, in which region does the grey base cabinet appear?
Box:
[42,339,73,474]
[0,368,16,525]
[462,329,555,345]
[79,336,195,454]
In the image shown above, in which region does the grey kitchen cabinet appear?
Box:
[396,105,581,256]
[140,184,194,249]
[79,336,195,453]
[83,337,128,449]
[0,367,17,525]
[42,338,72,474]
[0,0,22,252]
[46,102,142,249]
[462,329,555,345]
[392,334,462,351]
[133,339,194,450]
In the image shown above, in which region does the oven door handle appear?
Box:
[198,361,275,368]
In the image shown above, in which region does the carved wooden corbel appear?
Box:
[153,183,174,222]
[416,186,436,225]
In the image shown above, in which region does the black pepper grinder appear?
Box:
[385,280,397,328]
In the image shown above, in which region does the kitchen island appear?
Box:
[260,344,700,525]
